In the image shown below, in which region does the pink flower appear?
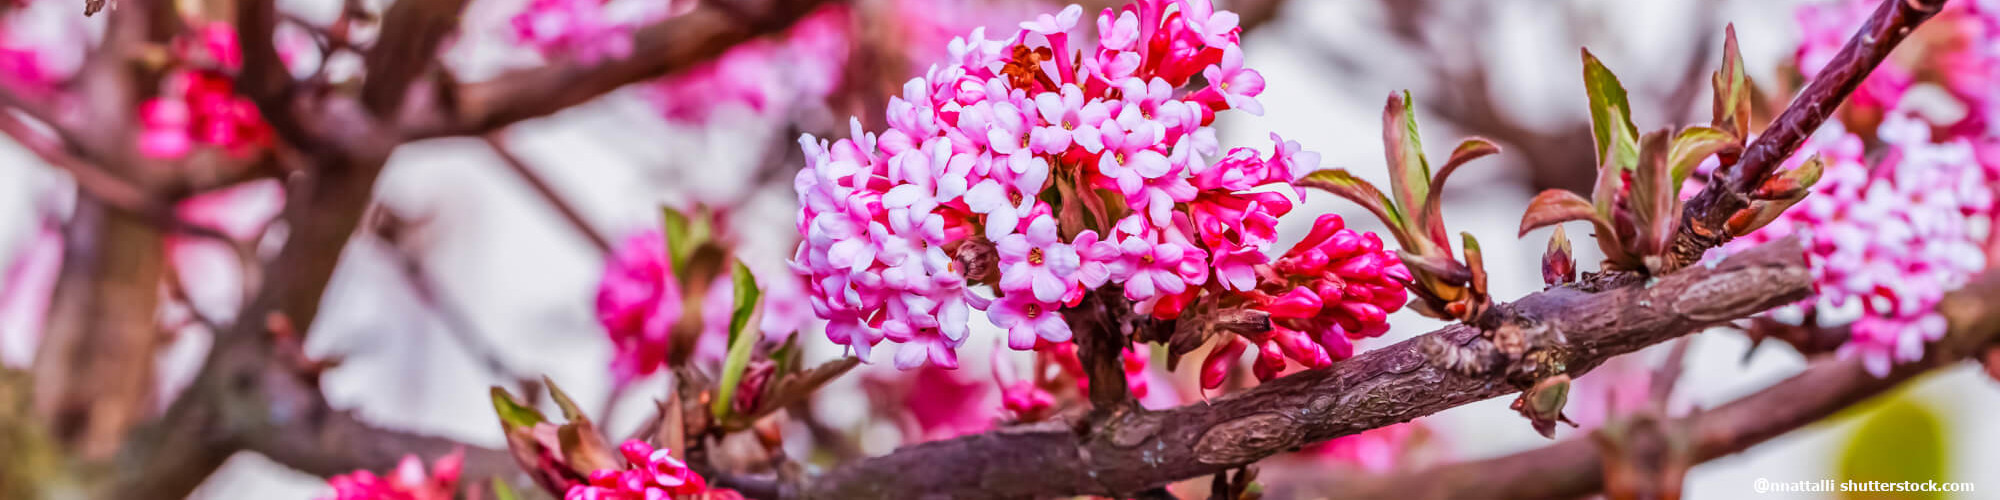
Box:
[1724,115,1993,377]
[596,231,684,386]
[996,214,1083,303]
[1104,216,1207,301]
[565,441,738,500]
[320,452,462,500]
[787,0,1403,378]
[963,157,1049,241]
[1029,84,1110,154]
[1303,422,1425,474]
[1175,0,1240,49]
[138,64,272,159]
[1192,45,1265,115]
[511,0,638,63]
[992,349,1055,419]
[1094,106,1171,197]
[988,293,1071,350]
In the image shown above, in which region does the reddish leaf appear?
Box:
[1731,155,1824,236]
[1382,90,1432,237]
[1629,130,1678,259]
[1712,25,1752,140]
[1518,189,1601,237]
[1418,138,1502,245]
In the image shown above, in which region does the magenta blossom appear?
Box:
[320,452,462,500]
[565,440,739,500]
[791,0,1398,376]
[1722,115,1994,377]
[596,231,684,386]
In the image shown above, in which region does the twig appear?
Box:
[408,0,837,137]
[482,135,614,253]
[1683,0,1949,235]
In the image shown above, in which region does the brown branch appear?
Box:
[360,0,475,118]
[794,239,1811,499]
[409,0,837,138]
[1321,270,2000,500]
[483,135,614,253]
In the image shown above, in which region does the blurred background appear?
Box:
[2,0,1997,498]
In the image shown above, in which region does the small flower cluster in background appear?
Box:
[320,452,462,500]
[1726,116,1995,376]
[596,230,685,386]
[565,441,740,500]
[789,0,1406,391]
[138,21,273,159]
[1719,0,2000,376]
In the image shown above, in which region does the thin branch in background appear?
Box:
[1686,0,1948,233]
[1649,336,1694,408]
[370,208,536,386]
[483,135,614,254]
[413,0,837,137]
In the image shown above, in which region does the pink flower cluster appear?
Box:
[646,6,850,123]
[792,0,1403,376]
[1796,0,2000,137]
[509,0,646,63]
[320,452,462,500]
[1302,422,1425,474]
[596,230,685,386]
[1727,116,1995,376]
[1211,213,1409,385]
[138,22,271,159]
[566,440,739,500]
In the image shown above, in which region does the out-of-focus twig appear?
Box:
[483,135,614,254]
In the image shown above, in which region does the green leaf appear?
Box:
[1461,232,1487,297]
[712,261,762,419]
[1582,49,1640,172]
[1517,189,1602,237]
[1667,126,1737,186]
[542,376,588,423]
[661,206,711,271]
[1418,138,1502,246]
[1712,24,1752,140]
[1382,90,1432,236]
[727,261,761,347]
[1298,169,1412,251]
[490,387,547,431]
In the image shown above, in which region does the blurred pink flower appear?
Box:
[1724,115,1994,376]
[596,231,683,386]
[1302,422,1425,474]
[566,440,739,500]
[510,0,639,63]
[320,451,462,500]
